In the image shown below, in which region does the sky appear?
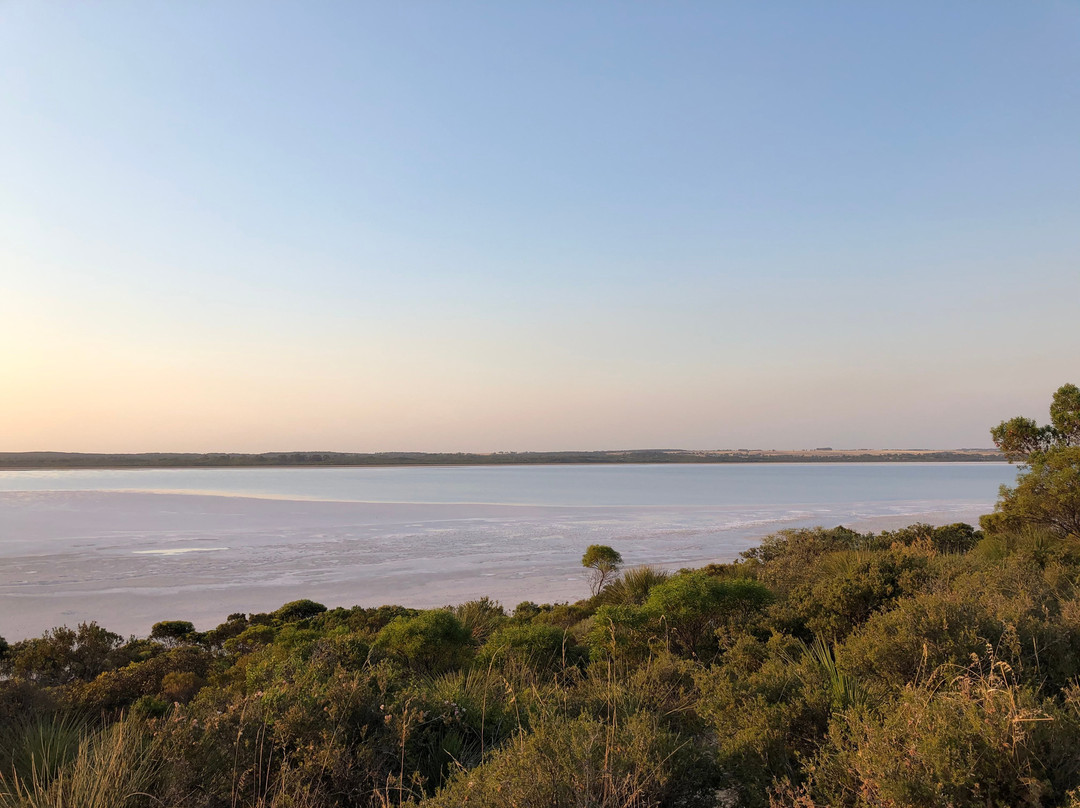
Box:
[1,2,1078,453]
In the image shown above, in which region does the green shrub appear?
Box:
[63,647,211,712]
[800,654,1080,807]
[375,610,473,673]
[5,623,125,686]
[585,604,655,662]
[272,599,328,623]
[600,565,670,605]
[422,711,713,808]
[644,572,773,657]
[149,620,196,646]
[777,549,928,639]
[0,717,157,808]
[479,622,583,672]
[451,597,506,642]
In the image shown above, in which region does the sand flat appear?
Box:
[0,490,993,639]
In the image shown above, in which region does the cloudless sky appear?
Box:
[1,2,1078,452]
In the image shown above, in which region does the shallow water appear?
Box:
[0,462,1015,506]
[0,463,1017,638]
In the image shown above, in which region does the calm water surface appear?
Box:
[0,462,1017,507]
[0,463,1018,638]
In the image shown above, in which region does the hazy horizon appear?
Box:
[2,3,1077,453]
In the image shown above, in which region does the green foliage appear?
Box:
[991,415,1057,462]
[695,634,831,806]
[983,446,1080,538]
[63,647,211,713]
[793,652,1080,807]
[223,623,276,655]
[149,620,195,645]
[586,604,655,662]
[512,601,542,621]
[799,637,868,711]
[423,711,712,808]
[374,611,473,673]
[837,590,988,690]
[450,597,505,642]
[532,601,591,630]
[3,624,126,686]
[927,521,982,553]
[775,546,930,640]
[644,572,772,656]
[992,383,1080,461]
[0,712,85,791]
[2,389,1079,807]
[582,544,623,596]
[0,717,157,808]
[273,599,328,623]
[986,384,1080,540]
[480,622,583,672]
[600,564,669,605]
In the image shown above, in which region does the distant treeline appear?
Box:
[0,449,1002,469]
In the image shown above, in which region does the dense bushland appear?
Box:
[1,387,1078,807]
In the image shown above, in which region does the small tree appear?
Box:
[272,599,327,623]
[582,545,623,596]
[990,383,1080,461]
[983,384,1080,538]
[150,621,195,647]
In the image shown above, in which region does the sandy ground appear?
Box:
[0,491,993,639]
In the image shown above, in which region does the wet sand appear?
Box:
[0,490,992,639]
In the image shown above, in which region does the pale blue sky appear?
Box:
[1,2,1078,451]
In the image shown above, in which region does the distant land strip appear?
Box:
[0,449,1003,469]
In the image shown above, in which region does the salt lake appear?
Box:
[0,463,1017,638]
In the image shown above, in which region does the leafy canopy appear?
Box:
[581,544,623,596]
[984,383,1080,538]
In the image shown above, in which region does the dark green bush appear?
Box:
[374,610,473,673]
[479,622,583,672]
[273,599,329,622]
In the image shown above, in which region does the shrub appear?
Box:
[160,671,205,703]
[422,711,713,808]
[777,549,928,639]
[223,624,276,655]
[600,565,670,605]
[479,622,582,672]
[837,590,989,691]
[644,573,772,657]
[149,620,195,646]
[800,654,1080,807]
[0,717,157,808]
[585,604,656,663]
[512,601,542,621]
[375,610,473,673]
[451,597,506,642]
[4,623,126,686]
[272,599,328,623]
[63,647,212,712]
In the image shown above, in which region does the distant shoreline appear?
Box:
[0,448,1003,470]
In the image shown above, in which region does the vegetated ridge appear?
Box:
[0,447,1001,469]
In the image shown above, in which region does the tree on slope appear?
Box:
[983,383,1080,538]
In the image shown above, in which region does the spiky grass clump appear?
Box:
[601,566,670,606]
[0,717,156,808]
